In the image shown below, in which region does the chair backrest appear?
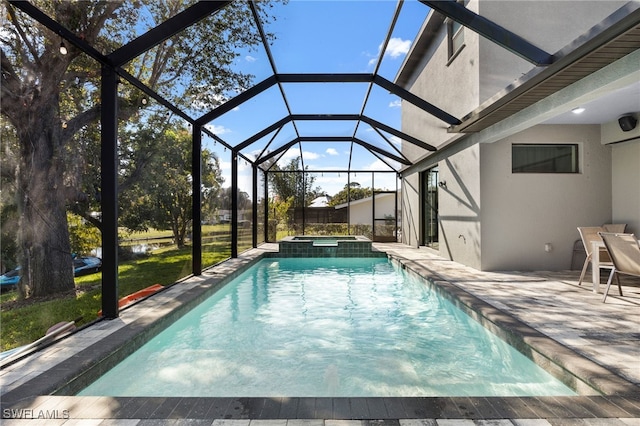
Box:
[599,232,640,277]
[603,223,627,233]
[577,226,605,256]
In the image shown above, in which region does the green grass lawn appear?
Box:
[0,243,231,352]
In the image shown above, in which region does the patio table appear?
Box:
[591,238,640,293]
[592,240,605,293]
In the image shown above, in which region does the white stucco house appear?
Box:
[396,1,640,271]
[334,192,399,242]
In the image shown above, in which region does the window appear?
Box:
[422,166,439,248]
[447,19,464,59]
[447,0,466,61]
[512,144,579,173]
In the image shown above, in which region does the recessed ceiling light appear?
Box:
[572,107,585,114]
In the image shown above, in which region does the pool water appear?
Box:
[79,258,576,397]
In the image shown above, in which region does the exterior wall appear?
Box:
[480,125,612,271]
[439,144,482,269]
[611,139,640,235]
[603,117,640,235]
[398,0,635,271]
[345,193,396,226]
[401,173,421,247]
[476,1,628,103]
[401,10,479,161]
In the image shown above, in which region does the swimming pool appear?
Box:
[78,257,576,397]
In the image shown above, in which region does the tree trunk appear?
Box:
[16,104,75,298]
[173,215,185,249]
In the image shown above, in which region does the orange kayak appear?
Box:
[97,284,164,316]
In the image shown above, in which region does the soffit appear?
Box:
[450,9,640,133]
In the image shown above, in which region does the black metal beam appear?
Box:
[276,73,374,83]
[251,164,258,248]
[235,116,291,152]
[196,75,278,125]
[290,114,361,121]
[353,0,403,151]
[257,139,299,165]
[256,126,284,164]
[231,151,238,258]
[192,125,202,275]
[419,0,553,66]
[10,1,199,126]
[297,136,351,142]
[117,68,195,124]
[249,2,302,144]
[361,116,436,151]
[285,115,434,154]
[238,114,435,157]
[195,72,459,133]
[373,75,461,125]
[201,127,234,152]
[263,170,269,242]
[257,136,409,167]
[353,138,411,165]
[109,1,231,66]
[252,165,258,248]
[9,1,114,67]
[266,169,398,174]
[371,126,411,164]
[100,65,119,319]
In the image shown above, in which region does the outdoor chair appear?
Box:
[571,224,626,270]
[577,226,617,286]
[603,223,627,233]
[599,232,640,302]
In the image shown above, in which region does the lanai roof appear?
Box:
[11,0,639,174]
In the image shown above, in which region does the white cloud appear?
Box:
[205,124,232,135]
[390,136,401,146]
[369,37,412,67]
[385,37,411,58]
[326,148,339,156]
[303,151,320,160]
[280,150,298,162]
[366,159,390,171]
[237,159,251,172]
[245,55,257,63]
[389,99,401,108]
[280,149,320,161]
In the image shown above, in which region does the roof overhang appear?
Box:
[450,4,640,134]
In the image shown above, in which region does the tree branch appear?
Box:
[5,2,42,68]
[0,49,21,119]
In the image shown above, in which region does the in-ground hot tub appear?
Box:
[278,235,383,257]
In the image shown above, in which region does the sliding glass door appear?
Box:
[422,166,439,248]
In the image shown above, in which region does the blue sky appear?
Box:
[200,0,430,197]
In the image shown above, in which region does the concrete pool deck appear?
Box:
[1,242,639,424]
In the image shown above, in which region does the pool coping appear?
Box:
[1,244,639,421]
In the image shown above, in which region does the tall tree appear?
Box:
[120,126,223,248]
[268,157,317,207]
[328,182,373,206]
[216,187,251,212]
[1,0,283,298]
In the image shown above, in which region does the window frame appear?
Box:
[511,143,580,174]
[446,0,466,63]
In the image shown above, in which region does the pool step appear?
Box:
[312,241,338,247]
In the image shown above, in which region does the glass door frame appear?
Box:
[422,166,439,248]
